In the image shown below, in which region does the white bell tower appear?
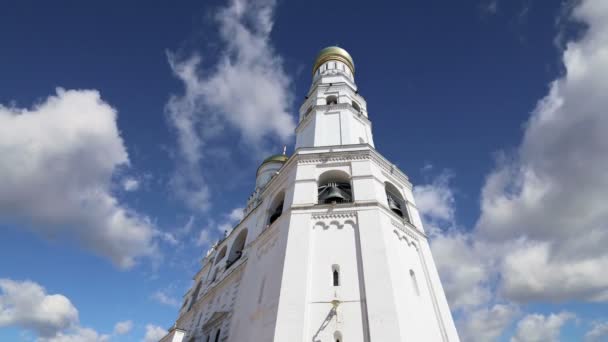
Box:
[296,47,374,149]
[160,47,459,342]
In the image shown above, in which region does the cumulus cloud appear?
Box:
[196,229,213,248]
[122,177,140,192]
[415,173,493,312]
[152,290,180,308]
[143,324,167,342]
[419,176,517,339]
[480,0,499,16]
[0,279,79,338]
[38,327,109,342]
[511,312,575,342]
[113,320,133,335]
[0,89,158,268]
[166,0,295,211]
[458,304,519,342]
[426,3,608,337]
[196,207,244,248]
[0,278,111,342]
[414,172,455,225]
[475,0,608,303]
[431,232,492,311]
[585,321,608,342]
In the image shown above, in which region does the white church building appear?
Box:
[160,47,460,342]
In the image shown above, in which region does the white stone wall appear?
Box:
[167,146,459,342]
[267,148,454,342]
[296,62,374,149]
[162,53,459,342]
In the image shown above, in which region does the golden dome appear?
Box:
[312,46,355,76]
[256,154,289,175]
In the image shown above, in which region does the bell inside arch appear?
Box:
[269,201,283,224]
[387,194,403,218]
[318,182,351,204]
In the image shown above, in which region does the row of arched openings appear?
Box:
[315,170,409,220]
[211,227,248,275]
[204,173,407,288]
[325,95,361,113]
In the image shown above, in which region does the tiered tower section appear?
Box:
[160,47,459,342]
[296,47,374,148]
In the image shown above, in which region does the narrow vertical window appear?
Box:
[332,265,340,286]
[410,269,420,296]
[258,276,266,304]
[214,329,221,342]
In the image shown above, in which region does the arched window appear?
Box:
[326,95,338,105]
[211,267,219,282]
[334,331,343,342]
[187,281,202,311]
[410,269,420,296]
[214,329,221,342]
[332,265,340,286]
[226,229,248,269]
[318,170,352,204]
[385,182,408,221]
[304,105,313,117]
[215,246,227,264]
[352,101,361,112]
[268,191,285,225]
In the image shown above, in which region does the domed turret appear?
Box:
[255,154,288,189]
[312,46,355,76]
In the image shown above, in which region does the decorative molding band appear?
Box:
[297,150,371,165]
[391,219,421,242]
[311,211,358,220]
[293,147,412,189]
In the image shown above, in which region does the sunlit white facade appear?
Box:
[160,47,459,342]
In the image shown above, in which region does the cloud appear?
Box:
[196,229,212,247]
[0,279,79,338]
[480,0,499,16]
[122,177,140,192]
[165,0,295,211]
[196,207,244,247]
[585,321,608,342]
[152,290,180,308]
[431,232,492,311]
[414,171,455,234]
[458,304,519,342]
[142,324,167,342]
[217,207,244,233]
[0,278,110,342]
[415,172,494,313]
[417,172,516,339]
[178,216,195,236]
[37,327,109,342]
[510,312,575,342]
[475,0,608,303]
[113,320,133,335]
[0,88,158,268]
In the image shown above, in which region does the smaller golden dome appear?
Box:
[312,46,355,76]
[257,154,289,175]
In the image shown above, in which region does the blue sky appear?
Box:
[1,0,607,341]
